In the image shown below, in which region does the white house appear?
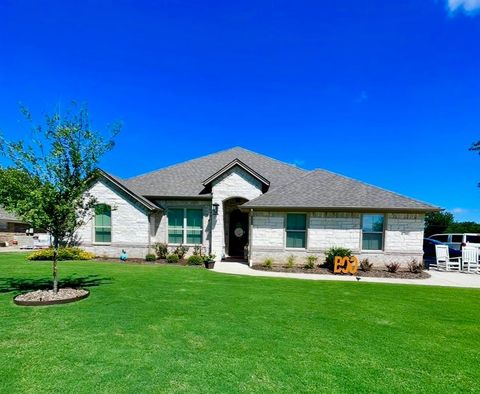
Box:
[76,147,439,265]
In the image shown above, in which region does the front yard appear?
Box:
[0,253,479,393]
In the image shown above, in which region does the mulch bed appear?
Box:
[14,288,90,306]
[252,265,430,279]
[93,257,204,268]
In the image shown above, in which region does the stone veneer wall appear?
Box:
[211,167,263,259]
[152,199,212,256]
[76,179,151,259]
[250,212,425,266]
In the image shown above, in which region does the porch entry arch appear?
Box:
[223,197,249,259]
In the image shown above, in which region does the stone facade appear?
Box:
[78,176,425,265]
[250,211,425,266]
[152,199,212,256]
[76,179,152,258]
[210,167,263,259]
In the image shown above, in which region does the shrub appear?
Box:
[385,262,400,273]
[192,244,203,256]
[187,255,204,265]
[407,259,424,273]
[324,247,352,269]
[263,258,273,269]
[154,242,168,259]
[173,244,189,259]
[145,253,156,261]
[27,247,95,261]
[166,254,180,264]
[286,255,296,269]
[305,255,318,269]
[360,258,373,272]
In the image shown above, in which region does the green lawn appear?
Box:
[0,253,479,393]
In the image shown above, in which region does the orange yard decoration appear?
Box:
[333,256,359,274]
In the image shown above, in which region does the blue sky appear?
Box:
[1,0,480,221]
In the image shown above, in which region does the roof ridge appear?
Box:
[311,168,440,209]
[127,146,307,181]
[233,146,308,173]
[127,146,244,181]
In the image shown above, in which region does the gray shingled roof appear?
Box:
[0,206,22,222]
[123,147,306,197]
[242,169,439,212]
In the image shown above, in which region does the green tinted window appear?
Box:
[95,204,112,243]
[168,209,184,244]
[362,214,384,250]
[286,213,307,248]
[186,209,203,244]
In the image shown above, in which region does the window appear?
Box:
[466,235,480,244]
[451,235,463,243]
[168,209,184,244]
[431,234,448,243]
[187,209,203,244]
[168,208,203,244]
[362,214,384,250]
[286,213,307,248]
[95,204,112,243]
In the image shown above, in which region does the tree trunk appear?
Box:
[53,238,59,293]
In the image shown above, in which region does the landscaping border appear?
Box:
[13,290,90,306]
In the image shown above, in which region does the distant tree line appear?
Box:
[425,211,480,237]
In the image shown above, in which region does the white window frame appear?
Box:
[285,212,308,250]
[167,208,204,246]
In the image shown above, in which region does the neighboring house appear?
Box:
[77,147,439,265]
[0,206,30,234]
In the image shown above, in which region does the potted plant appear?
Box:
[203,254,216,269]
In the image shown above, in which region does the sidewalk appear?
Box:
[213,261,480,289]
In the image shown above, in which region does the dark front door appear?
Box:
[229,209,249,258]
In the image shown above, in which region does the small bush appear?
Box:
[187,255,204,265]
[263,258,273,269]
[305,255,318,269]
[166,254,180,264]
[407,259,424,273]
[325,247,352,269]
[360,258,373,272]
[385,262,400,273]
[154,242,168,259]
[286,255,296,269]
[192,244,203,256]
[145,253,156,261]
[173,244,189,259]
[27,247,94,261]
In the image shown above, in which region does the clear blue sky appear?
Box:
[1,1,479,221]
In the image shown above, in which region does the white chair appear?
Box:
[462,247,479,273]
[435,245,461,271]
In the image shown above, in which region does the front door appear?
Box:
[229,209,249,258]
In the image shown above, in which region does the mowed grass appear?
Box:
[0,253,479,393]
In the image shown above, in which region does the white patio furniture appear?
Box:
[462,247,479,273]
[435,244,461,271]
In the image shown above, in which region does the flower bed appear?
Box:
[252,265,430,279]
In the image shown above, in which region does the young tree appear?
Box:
[0,104,120,293]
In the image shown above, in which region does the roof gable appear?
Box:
[97,170,161,211]
[202,159,270,189]
[123,147,306,198]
